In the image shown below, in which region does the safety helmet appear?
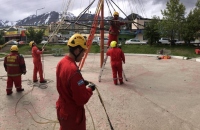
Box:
[67,33,87,49]
[10,45,18,51]
[110,41,117,48]
[113,11,119,16]
[29,41,35,47]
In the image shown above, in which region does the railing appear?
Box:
[51,48,63,56]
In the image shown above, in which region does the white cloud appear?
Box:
[0,0,197,21]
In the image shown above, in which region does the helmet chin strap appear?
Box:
[72,48,84,61]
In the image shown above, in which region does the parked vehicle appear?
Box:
[41,40,48,44]
[92,37,108,46]
[125,39,147,45]
[158,38,170,44]
[7,40,18,45]
[175,41,185,45]
[191,40,200,46]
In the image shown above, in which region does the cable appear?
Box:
[95,85,114,130]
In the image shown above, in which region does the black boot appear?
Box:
[17,88,24,92]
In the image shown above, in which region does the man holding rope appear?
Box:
[29,41,47,83]
[56,33,96,130]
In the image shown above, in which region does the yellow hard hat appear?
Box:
[110,41,117,48]
[10,45,18,51]
[113,11,119,16]
[29,41,35,47]
[67,33,87,49]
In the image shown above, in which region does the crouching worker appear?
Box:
[56,33,96,130]
[107,41,125,85]
[157,55,171,60]
[4,45,26,95]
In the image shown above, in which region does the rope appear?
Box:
[86,105,96,130]
[14,79,59,129]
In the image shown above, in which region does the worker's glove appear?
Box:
[84,80,90,85]
[88,82,96,91]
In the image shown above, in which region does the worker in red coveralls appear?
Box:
[107,41,125,85]
[107,11,126,48]
[29,41,47,83]
[56,33,96,130]
[4,45,26,95]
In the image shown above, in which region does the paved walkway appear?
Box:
[0,54,200,130]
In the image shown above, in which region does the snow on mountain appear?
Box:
[0,11,141,27]
[0,20,17,27]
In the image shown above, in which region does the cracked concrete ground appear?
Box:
[0,54,200,130]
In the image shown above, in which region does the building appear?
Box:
[132,18,151,41]
[3,26,26,43]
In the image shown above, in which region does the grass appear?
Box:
[121,44,199,58]
[0,43,199,58]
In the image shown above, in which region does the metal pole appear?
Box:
[100,0,104,67]
[36,7,45,16]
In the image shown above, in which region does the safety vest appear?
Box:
[4,52,25,76]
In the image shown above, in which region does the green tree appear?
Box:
[182,0,200,44]
[0,33,4,44]
[25,27,45,44]
[144,16,160,46]
[161,0,185,44]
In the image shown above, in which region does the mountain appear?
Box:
[15,11,76,26]
[0,11,143,27]
[0,20,17,27]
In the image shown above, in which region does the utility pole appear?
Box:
[36,7,45,26]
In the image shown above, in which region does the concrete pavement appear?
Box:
[0,53,200,130]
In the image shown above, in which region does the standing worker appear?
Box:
[4,45,26,95]
[107,11,126,48]
[56,33,96,130]
[107,41,125,85]
[29,41,47,83]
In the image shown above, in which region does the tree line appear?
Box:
[144,0,200,46]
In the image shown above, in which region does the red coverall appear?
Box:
[56,56,93,130]
[107,18,125,47]
[4,52,26,94]
[107,47,125,84]
[31,46,44,82]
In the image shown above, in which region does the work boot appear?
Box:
[33,80,38,83]
[120,82,124,85]
[17,88,24,92]
[40,80,47,83]
[7,91,13,95]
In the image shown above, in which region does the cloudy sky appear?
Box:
[0,0,198,22]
